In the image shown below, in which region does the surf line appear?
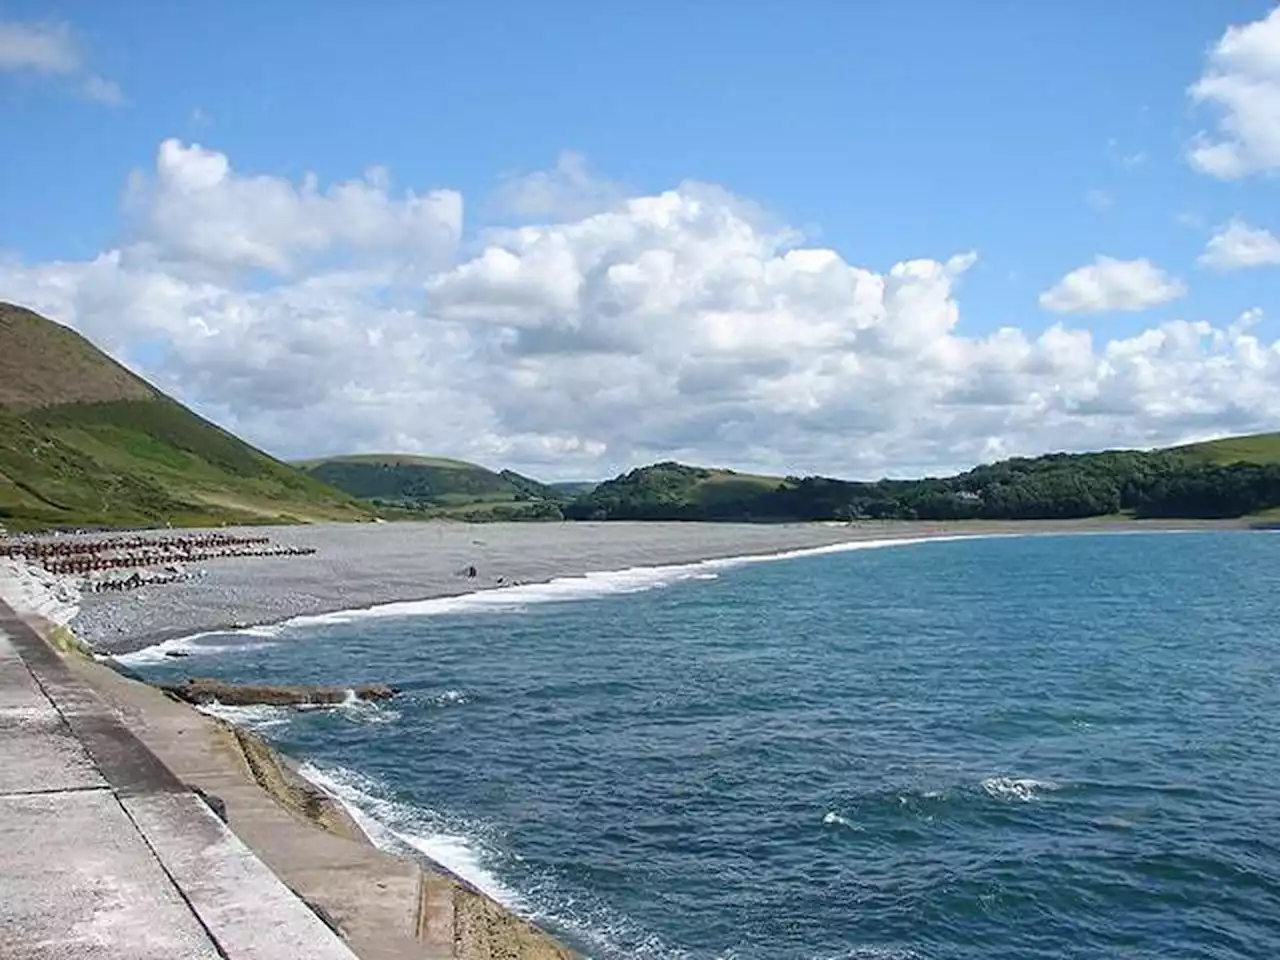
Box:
[115,532,1019,664]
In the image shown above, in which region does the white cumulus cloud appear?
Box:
[1038,257,1187,315]
[1199,219,1280,270]
[2,142,1278,480]
[490,151,625,222]
[1188,5,1280,178]
[123,139,463,276]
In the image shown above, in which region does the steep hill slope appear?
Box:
[296,454,564,519]
[0,302,157,410]
[0,303,370,531]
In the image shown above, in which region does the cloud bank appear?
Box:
[2,140,1278,480]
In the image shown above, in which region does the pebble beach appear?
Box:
[61,517,1247,656]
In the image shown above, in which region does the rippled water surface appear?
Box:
[133,531,1280,958]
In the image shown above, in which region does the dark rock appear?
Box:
[162,676,397,707]
[191,785,228,822]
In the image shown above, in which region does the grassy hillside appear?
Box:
[548,480,599,497]
[566,434,1280,523]
[0,302,156,410]
[1175,433,1280,466]
[562,462,791,520]
[297,454,565,520]
[0,303,370,531]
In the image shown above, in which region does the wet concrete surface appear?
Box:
[0,602,358,960]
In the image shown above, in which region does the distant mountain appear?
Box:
[548,480,599,497]
[296,454,565,520]
[499,469,562,501]
[0,302,370,531]
[564,439,1280,523]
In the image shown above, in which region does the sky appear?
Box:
[1,1,1279,480]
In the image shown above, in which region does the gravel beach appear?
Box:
[69,518,1246,654]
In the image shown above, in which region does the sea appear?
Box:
[122,530,1280,959]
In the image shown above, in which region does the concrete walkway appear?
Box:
[0,602,358,960]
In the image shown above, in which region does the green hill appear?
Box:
[562,462,789,520]
[0,302,370,531]
[565,435,1280,523]
[296,454,565,520]
[1174,433,1280,466]
[548,480,599,497]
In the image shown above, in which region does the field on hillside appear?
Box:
[0,303,372,531]
[297,454,566,519]
[0,401,367,531]
[1177,433,1280,466]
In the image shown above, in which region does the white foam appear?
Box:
[432,689,470,707]
[194,701,291,730]
[822,811,860,830]
[119,532,995,669]
[112,632,276,667]
[298,761,734,959]
[271,534,990,633]
[980,776,1060,802]
[332,690,400,725]
[196,693,397,729]
[295,761,524,908]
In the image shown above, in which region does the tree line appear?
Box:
[563,452,1280,522]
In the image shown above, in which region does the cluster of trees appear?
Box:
[563,452,1280,522]
[304,461,512,501]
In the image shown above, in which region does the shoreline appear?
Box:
[0,518,1260,958]
[113,529,1009,664]
[0,602,579,959]
[60,517,1252,657]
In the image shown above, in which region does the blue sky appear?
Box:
[2,2,1279,477]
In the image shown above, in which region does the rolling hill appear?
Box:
[295,454,566,520]
[561,462,790,521]
[0,302,370,531]
[564,437,1280,522]
[6,299,1275,530]
[1174,433,1280,466]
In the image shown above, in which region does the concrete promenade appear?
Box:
[0,601,359,960]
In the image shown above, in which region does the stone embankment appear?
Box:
[1,597,580,958]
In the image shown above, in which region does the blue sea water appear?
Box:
[129,531,1280,959]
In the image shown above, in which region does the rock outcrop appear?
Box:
[161,677,397,707]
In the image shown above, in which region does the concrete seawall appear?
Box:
[0,600,578,959]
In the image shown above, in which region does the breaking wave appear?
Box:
[112,533,987,663]
[194,701,291,731]
[249,536,987,635]
[111,627,278,666]
[296,761,712,959]
[980,776,1061,802]
[296,760,525,907]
